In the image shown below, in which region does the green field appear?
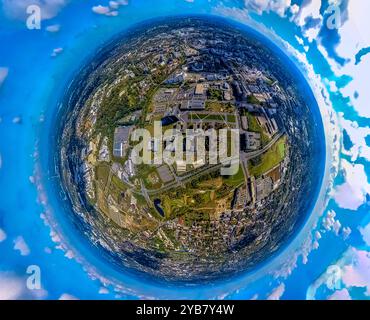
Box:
[205,101,235,113]
[247,94,262,105]
[109,175,128,203]
[247,113,270,146]
[96,76,144,136]
[190,113,235,123]
[155,168,244,224]
[248,136,287,177]
[95,164,110,186]
[190,113,223,121]
[227,114,236,122]
[208,88,223,101]
[224,165,245,187]
[136,164,163,190]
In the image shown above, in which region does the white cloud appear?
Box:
[92,1,128,16]
[0,228,6,243]
[359,222,370,247]
[214,6,251,25]
[335,1,370,60]
[243,0,293,17]
[92,5,111,15]
[322,210,341,235]
[109,1,120,9]
[215,0,295,19]
[59,293,78,300]
[0,67,9,87]
[295,0,322,27]
[289,0,328,51]
[0,272,48,300]
[64,250,74,259]
[340,54,370,119]
[270,0,293,17]
[305,27,321,43]
[290,4,299,15]
[324,78,338,92]
[339,114,370,162]
[0,274,25,300]
[341,248,370,296]
[13,236,30,256]
[12,116,22,124]
[307,247,370,299]
[267,283,285,300]
[317,1,370,118]
[46,24,61,32]
[51,47,63,57]
[342,226,352,240]
[99,287,109,294]
[2,0,67,20]
[295,35,304,46]
[321,210,351,240]
[117,0,128,5]
[328,288,351,300]
[333,159,370,210]
[106,11,119,17]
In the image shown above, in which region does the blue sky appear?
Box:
[0,0,369,300]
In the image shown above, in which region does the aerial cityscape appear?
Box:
[58,17,322,282]
[1,0,368,302]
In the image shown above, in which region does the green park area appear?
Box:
[247,94,262,105]
[208,88,223,101]
[205,101,235,113]
[247,112,270,146]
[189,113,235,123]
[96,77,143,137]
[223,165,245,188]
[248,136,287,177]
[154,166,244,224]
[135,164,163,190]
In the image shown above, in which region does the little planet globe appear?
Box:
[55,16,325,283]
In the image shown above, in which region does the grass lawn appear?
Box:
[190,113,225,121]
[190,113,236,123]
[110,175,128,199]
[158,172,237,222]
[205,101,235,113]
[247,113,270,146]
[136,164,163,189]
[227,114,236,122]
[247,94,262,105]
[247,113,262,132]
[95,164,110,186]
[223,165,245,187]
[248,136,287,177]
[208,88,223,101]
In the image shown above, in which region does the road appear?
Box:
[146,131,285,196]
